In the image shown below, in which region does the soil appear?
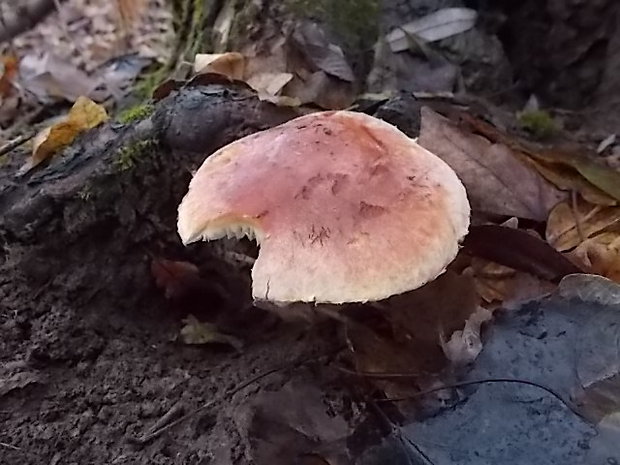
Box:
[2,1,620,464]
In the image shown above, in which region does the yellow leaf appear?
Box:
[32,121,81,166]
[30,96,108,168]
[66,95,109,129]
[546,199,620,252]
[193,52,245,80]
[179,315,243,351]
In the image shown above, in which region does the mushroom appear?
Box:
[177,110,470,311]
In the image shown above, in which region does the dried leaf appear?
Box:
[418,107,566,220]
[0,54,18,98]
[386,8,478,52]
[464,257,555,309]
[246,72,293,97]
[524,157,616,206]
[179,315,243,351]
[285,71,355,110]
[151,258,200,299]
[521,147,620,204]
[440,306,492,365]
[193,52,245,80]
[546,199,620,251]
[455,110,620,206]
[21,96,108,173]
[567,232,620,282]
[19,52,101,103]
[292,22,355,82]
[463,225,583,281]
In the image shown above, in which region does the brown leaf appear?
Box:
[285,71,356,110]
[193,52,246,80]
[20,96,108,173]
[567,232,620,283]
[151,258,201,299]
[454,110,620,205]
[546,199,620,252]
[463,224,583,281]
[0,54,18,98]
[531,146,620,204]
[418,107,566,220]
[464,257,555,309]
[19,52,101,102]
[525,158,616,206]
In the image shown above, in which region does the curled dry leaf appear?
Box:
[386,7,478,52]
[546,199,620,252]
[440,306,492,365]
[21,96,108,173]
[418,107,566,220]
[193,52,245,80]
[567,233,620,283]
[150,258,200,299]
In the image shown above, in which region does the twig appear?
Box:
[0,441,20,450]
[366,399,435,465]
[377,377,583,419]
[0,133,34,157]
[126,348,342,445]
[336,365,422,380]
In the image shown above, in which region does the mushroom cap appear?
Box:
[178,110,470,305]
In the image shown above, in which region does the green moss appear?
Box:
[518,110,558,140]
[114,139,158,172]
[117,103,155,124]
[285,0,379,51]
[134,66,169,100]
